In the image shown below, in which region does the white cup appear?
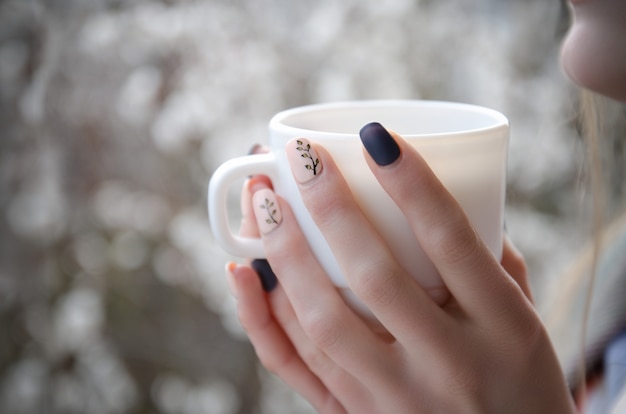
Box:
[209,100,508,311]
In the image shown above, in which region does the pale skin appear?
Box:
[560,0,626,101]
[231,137,574,413]
[227,0,626,412]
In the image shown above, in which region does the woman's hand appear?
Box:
[228,128,575,413]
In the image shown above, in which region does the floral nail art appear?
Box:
[260,197,279,225]
[253,189,282,234]
[288,138,322,183]
[296,139,320,175]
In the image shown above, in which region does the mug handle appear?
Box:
[208,152,278,258]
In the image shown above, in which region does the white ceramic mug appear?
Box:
[209,100,508,310]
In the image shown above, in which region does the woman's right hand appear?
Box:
[228,133,575,413]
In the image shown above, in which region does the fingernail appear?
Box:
[359,122,401,166]
[286,138,322,183]
[251,259,278,292]
[226,262,239,298]
[252,188,282,234]
[248,143,262,155]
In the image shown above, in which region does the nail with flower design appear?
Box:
[252,188,282,235]
[286,138,323,184]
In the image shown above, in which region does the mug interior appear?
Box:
[271,100,508,138]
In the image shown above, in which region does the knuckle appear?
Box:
[501,308,546,351]
[306,193,349,229]
[316,395,343,414]
[508,250,528,277]
[352,259,402,308]
[300,346,331,375]
[445,364,481,399]
[431,222,480,265]
[301,175,352,228]
[265,222,297,256]
[257,346,294,377]
[300,305,344,351]
[436,354,484,410]
[265,223,307,264]
[237,306,265,334]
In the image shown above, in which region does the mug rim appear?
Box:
[269,99,509,140]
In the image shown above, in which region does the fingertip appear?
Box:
[251,259,279,292]
[359,122,401,166]
[226,261,240,298]
[247,143,270,155]
[247,143,262,155]
[228,260,278,297]
[248,175,273,194]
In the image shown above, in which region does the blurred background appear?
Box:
[0,0,616,413]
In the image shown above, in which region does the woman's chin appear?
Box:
[561,24,626,102]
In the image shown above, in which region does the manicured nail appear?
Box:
[251,259,278,292]
[225,262,239,298]
[252,188,282,234]
[247,143,262,155]
[359,122,401,166]
[286,138,322,183]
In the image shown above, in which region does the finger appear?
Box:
[240,176,278,292]
[240,176,272,239]
[501,234,533,302]
[239,144,270,239]
[359,123,529,321]
[227,263,345,413]
[268,280,373,413]
[249,180,399,391]
[283,138,449,346]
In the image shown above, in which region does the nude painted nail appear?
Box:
[252,188,282,234]
[287,138,322,183]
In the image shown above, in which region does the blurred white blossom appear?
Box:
[53,288,103,353]
[153,375,240,414]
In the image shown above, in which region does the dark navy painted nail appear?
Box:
[247,144,263,178]
[359,122,400,166]
[251,259,278,292]
[247,143,262,155]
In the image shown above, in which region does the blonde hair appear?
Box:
[542,89,626,406]
[577,89,607,401]
[572,90,625,401]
